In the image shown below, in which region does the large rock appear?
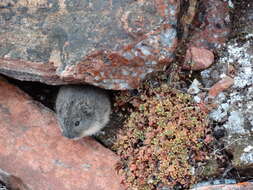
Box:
[0,78,124,190]
[0,0,180,90]
[188,0,230,50]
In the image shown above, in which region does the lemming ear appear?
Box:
[80,103,94,115]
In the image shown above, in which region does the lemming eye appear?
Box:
[74,121,80,126]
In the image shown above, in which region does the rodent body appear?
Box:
[55,85,111,140]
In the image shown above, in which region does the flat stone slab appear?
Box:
[0,78,124,190]
[0,0,179,89]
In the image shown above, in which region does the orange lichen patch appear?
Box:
[155,0,180,17]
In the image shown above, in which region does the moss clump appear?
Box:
[113,84,209,189]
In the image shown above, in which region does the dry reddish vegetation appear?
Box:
[113,84,210,190]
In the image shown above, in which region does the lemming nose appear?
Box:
[62,131,74,139]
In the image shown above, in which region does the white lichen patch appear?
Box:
[187,79,202,95]
[220,36,253,88]
[240,151,253,165]
[204,33,253,169]
[223,111,247,135]
[209,103,229,122]
[244,145,253,153]
[210,35,253,127]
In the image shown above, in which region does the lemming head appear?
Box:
[55,85,111,140]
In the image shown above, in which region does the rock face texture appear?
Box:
[0,0,180,90]
[0,78,124,190]
[189,0,230,50]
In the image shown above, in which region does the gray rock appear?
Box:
[0,0,180,90]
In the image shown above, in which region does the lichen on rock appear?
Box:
[202,1,253,173]
[0,0,180,90]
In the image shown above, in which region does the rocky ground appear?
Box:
[0,0,253,189]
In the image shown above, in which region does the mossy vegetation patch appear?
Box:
[113,84,210,189]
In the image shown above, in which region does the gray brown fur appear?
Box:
[55,85,111,140]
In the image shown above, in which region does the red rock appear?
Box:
[0,79,125,190]
[189,0,230,49]
[184,47,214,70]
[209,76,234,97]
[191,182,253,190]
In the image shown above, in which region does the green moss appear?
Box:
[113,84,209,189]
[201,159,220,177]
